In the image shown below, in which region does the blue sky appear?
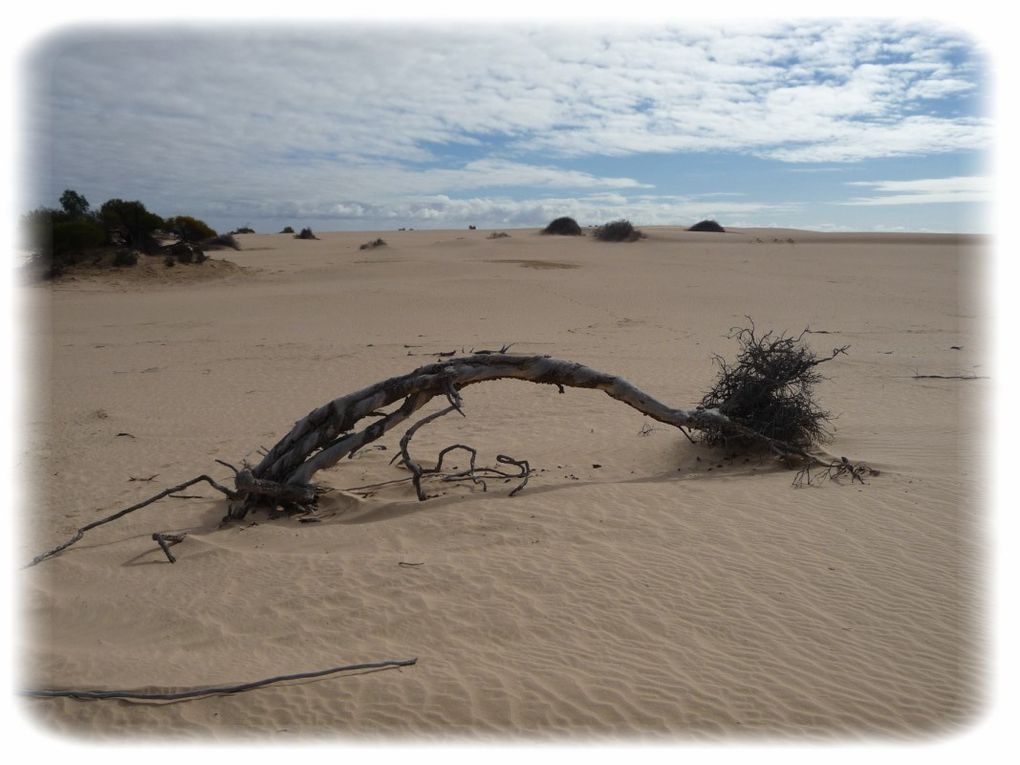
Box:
[20,20,992,233]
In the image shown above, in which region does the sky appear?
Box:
[19,19,993,235]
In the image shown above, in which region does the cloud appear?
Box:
[841,176,991,206]
[229,192,791,229]
[22,21,988,229]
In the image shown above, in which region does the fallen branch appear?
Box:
[26,474,237,568]
[22,657,417,702]
[227,352,856,522]
[911,373,988,380]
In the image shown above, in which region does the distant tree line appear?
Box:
[20,189,238,278]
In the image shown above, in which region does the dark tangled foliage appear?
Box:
[541,216,583,236]
[359,238,387,250]
[201,233,240,250]
[698,321,848,450]
[688,219,725,233]
[593,219,644,242]
[295,227,319,240]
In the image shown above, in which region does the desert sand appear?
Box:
[16,226,987,740]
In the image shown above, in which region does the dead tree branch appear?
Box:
[27,475,237,568]
[22,657,417,701]
[225,352,854,520]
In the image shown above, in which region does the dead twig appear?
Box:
[793,456,874,487]
[151,532,187,563]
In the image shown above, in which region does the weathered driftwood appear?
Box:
[226,353,836,520]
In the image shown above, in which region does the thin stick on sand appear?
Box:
[22,657,418,701]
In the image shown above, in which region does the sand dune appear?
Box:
[18,226,987,740]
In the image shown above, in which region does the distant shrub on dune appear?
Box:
[230,226,255,235]
[295,227,319,240]
[201,233,240,250]
[688,219,725,233]
[541,217,583,236]
[593,219,643,242]
[359,238,387,250]
[112,249,139,267]
[487,231,511,239]
[279,226,295,234]
[166,215,217,243]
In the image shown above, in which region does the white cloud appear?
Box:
[841,176,991,206]
[247,192,792,229]
[22,21,989,228]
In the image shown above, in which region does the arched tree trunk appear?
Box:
[226,354,814,520]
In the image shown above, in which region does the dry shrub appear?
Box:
[698,321,847,450]
[688,219,725,232]
[541,217,583,236]
[593,219,643,242]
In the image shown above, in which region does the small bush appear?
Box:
[487,231,511,239]
[359,238,387,250]
[167,241,207,263]
[688,219,725,233]
[202,233,240,250]
[279,226,295,234]
[295,227,318,240]
[112,249,139,267]
[166,215,217,243]
[231,226,255,234]
[541,217,583,236]
[698,322,844,450]
[468,225,477,230]
[593,219,643,242]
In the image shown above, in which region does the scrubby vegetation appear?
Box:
[167,241,208,264]
[202,233,241,250]
[359,238,387,250]
[295,227,319,240]
[593,219,643,242]
[698,322,847,450]
[487,231,511,239]
[541,217,583,236]
[279,226,295,234]
[230,226,256,234]
[112,249,139,267]
[689,219,726,233]
[165,215,217,243]
[20,189,228,279]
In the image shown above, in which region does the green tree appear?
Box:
[165,215,217,243]
[98,199,164,252]
[59,189,91,219]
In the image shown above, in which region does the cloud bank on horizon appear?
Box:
[23,20,991,233]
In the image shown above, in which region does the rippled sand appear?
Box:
[17,226,987,740]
